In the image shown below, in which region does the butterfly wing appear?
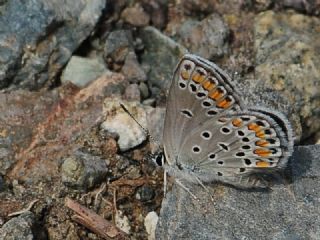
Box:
[163,54,293,186]
[163,54,245,166]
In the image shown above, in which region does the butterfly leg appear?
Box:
[163,169,167,198]
[193,175,214,202]
[175,179,199,200]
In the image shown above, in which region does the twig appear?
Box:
[65,197,128,240]
[8,199,39,217]
[110,178,149,187]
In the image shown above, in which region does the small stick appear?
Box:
[110,178,149,187]
[8,199,39,217]
[65,197,128,240]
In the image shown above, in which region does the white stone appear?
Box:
[101,99,147,151]
[144,211,158,240]
[115,210,131,234]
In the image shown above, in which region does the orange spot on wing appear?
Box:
[209,88,224,101]
[217,98,232,109]
[181,70,190,80]
[192,74,205,83]
[256,131,265,138]
[248,123,261,132]
[256,140,269,147]
[202,79,216,91]
[232,118,242,127]
[254,148,271,157]
[256,161,270,167]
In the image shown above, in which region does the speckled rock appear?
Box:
[135,185,155,202]
[121,3,150,27]
[254,11,320,139]
[0,0,105,90]
[0,212,35,240]
[124,83,141,101]
[61,56,108,88]
[101,99,148,151]
[177,14,230,60]
[7,72,126,183]
[61,150,108,190]
[140,26,187,91]
[277,0,320,15]
[104,30,134,64]
[121,51,147,83]
[156,145,320,239]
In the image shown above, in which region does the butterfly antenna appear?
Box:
[119,103,160,149]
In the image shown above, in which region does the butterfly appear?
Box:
[160,54,294,189]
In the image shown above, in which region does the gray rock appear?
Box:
[139,82,150,99]
[156,145,320,239]
[61,56,108,87]
[135,185,155,202]
[0,0,105,90]
[0,212,35,240]
[61,150,108,190]
[124,83,141,101]
[277,0,320,15]
[140,26,187,91]
[104,30,134,64]
[177,14,230,60]
[101,99,148,151]
[121,51,147,83]
[254,11,320,139]
[0,147,13,176]
[0,175,6,192]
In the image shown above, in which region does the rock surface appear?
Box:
[7,72,126,183]
[0,212,35,240]
[140,26,187,91]
[0,0,105,90]
[156,145,320,240]
[177,14,230,60]
[101,99,148,151]
[254,10,320,139]
[61,56,108,88]
[61,150,108,190]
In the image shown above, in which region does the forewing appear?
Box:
[163,54,245,166]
